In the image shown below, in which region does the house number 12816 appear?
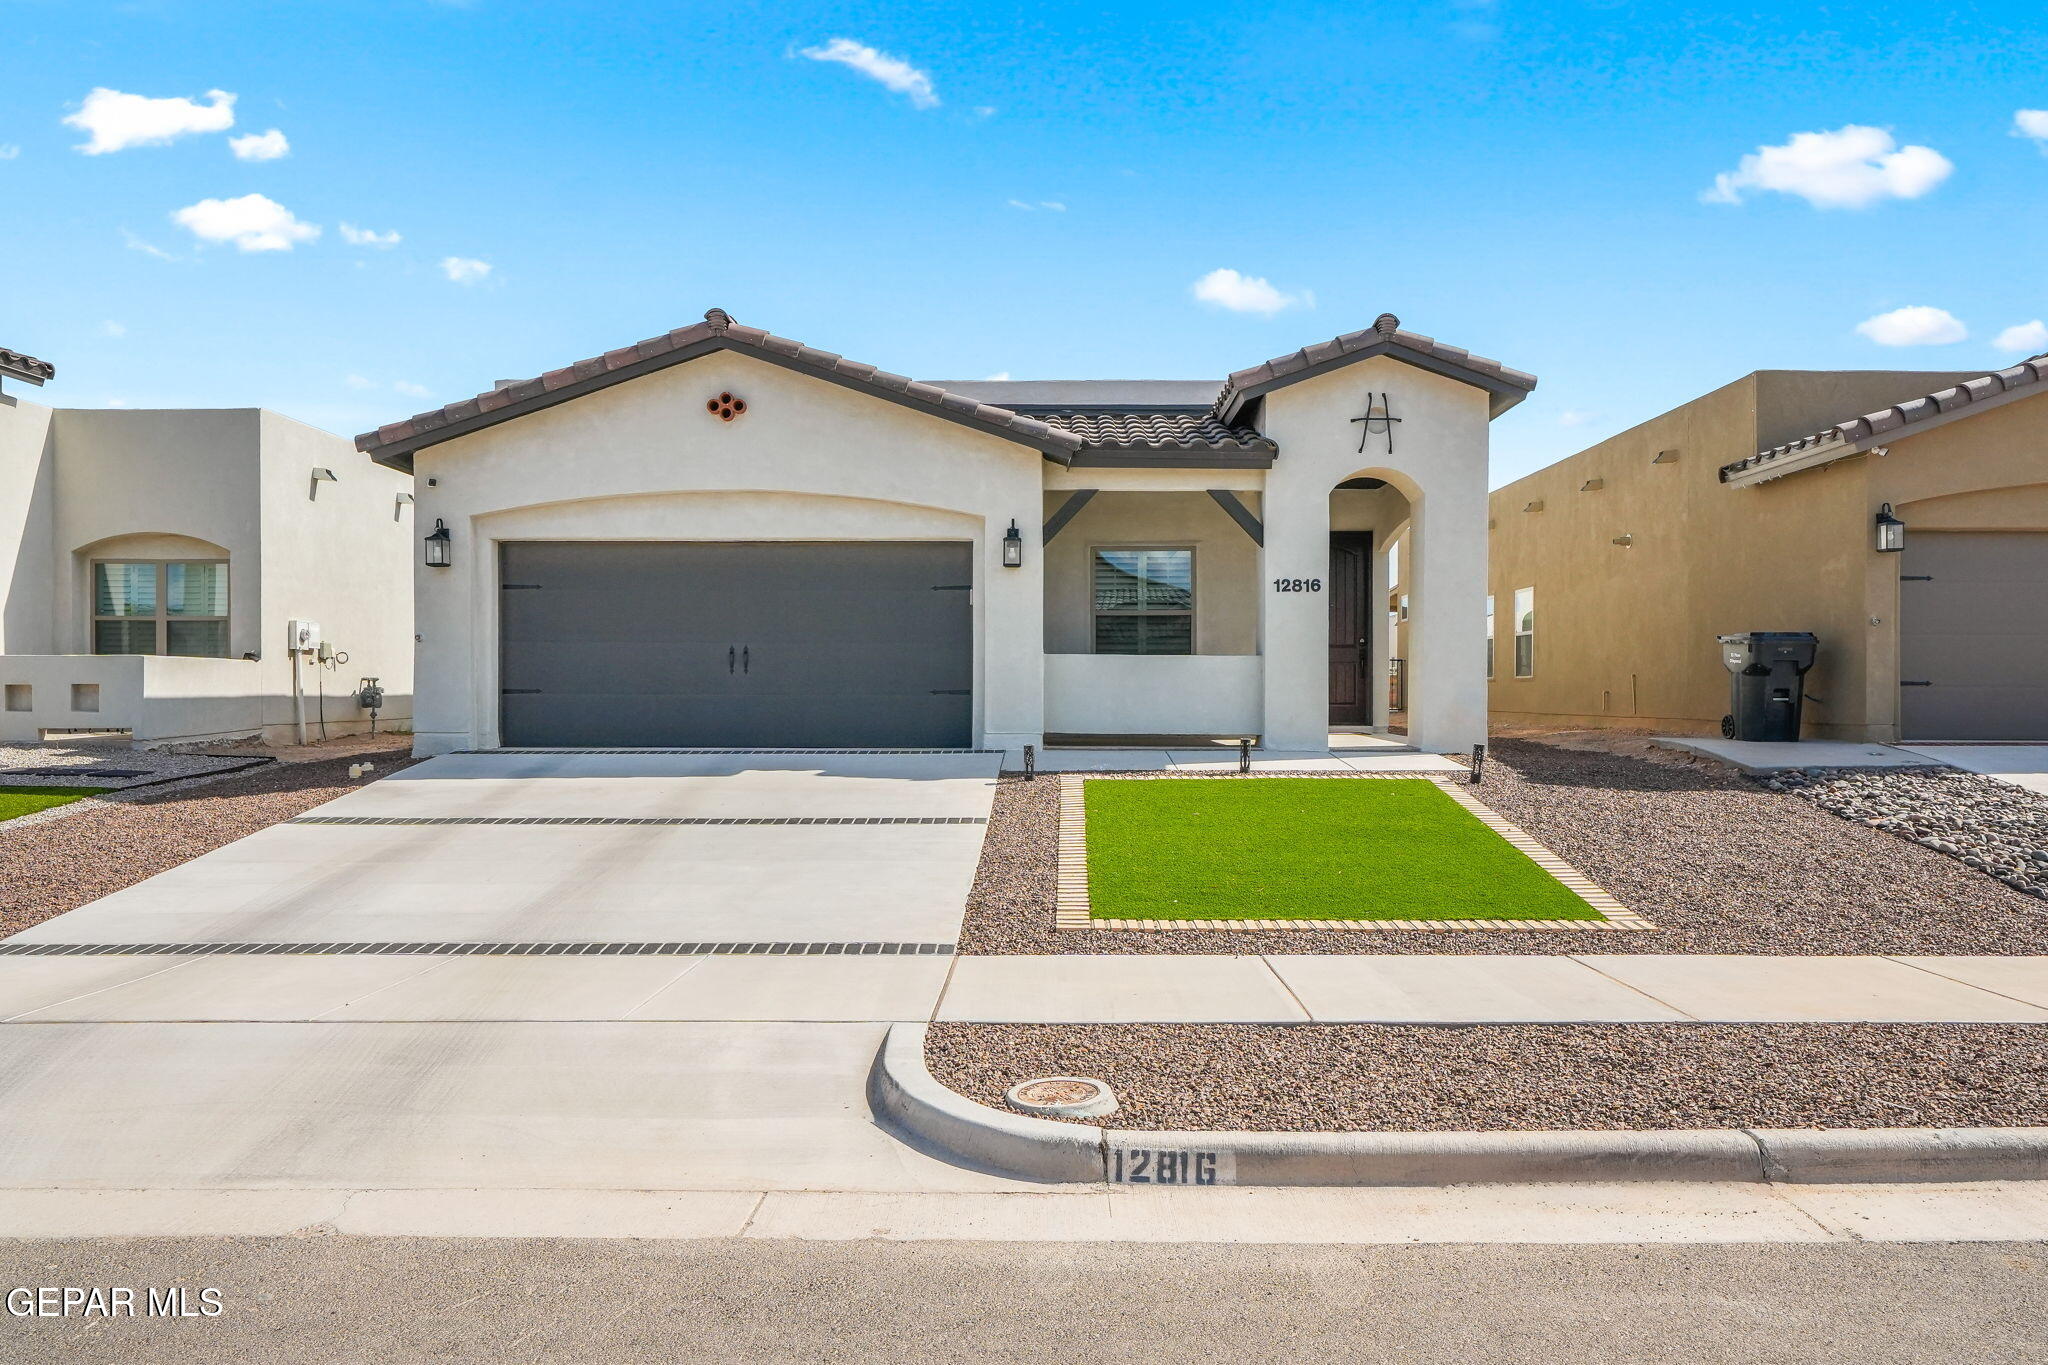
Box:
[1272,578,1322,592]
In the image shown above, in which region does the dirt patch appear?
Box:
[956,737,2048,954]
[927,1022,2048,1131]
[0,752,421,939]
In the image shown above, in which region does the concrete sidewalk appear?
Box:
[933,953,2048,1023]
[6,952,2048,1023]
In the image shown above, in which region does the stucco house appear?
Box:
[1488,357,2048,742]
[355,308,1532,758]
[0,346,416,745]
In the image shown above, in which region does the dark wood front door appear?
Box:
[1328,531,1373,725]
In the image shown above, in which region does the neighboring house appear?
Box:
[1488,360,2048,742]
[355,308,1533,758]
[0,347,415,745]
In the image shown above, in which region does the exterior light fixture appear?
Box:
[1002,520,1024,568]
[309,467,339,500]
[424,518,453,568]
[1874,503,1905,554]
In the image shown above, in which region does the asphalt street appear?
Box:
[4,1237,2046,1363]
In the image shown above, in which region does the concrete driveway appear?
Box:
[10,751,999,946]
[1903,744,2048,798]
[0,751,1012,1209]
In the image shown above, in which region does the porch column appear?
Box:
[1257,484,1332,750]
[1402,482,1488,752]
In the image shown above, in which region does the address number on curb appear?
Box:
[1109,1148,1231,1185]
[1272,578,1323,592]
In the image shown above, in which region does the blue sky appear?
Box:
[2,0,2044,483]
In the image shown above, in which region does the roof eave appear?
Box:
[1216,338,1535,424]
[1721,368,2048,487]
[356,332,1082,468]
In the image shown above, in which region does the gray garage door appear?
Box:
[499,542,972,748]
[1899,531,2048,741]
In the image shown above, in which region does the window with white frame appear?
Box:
[1485,594,1495,679]
[93,561,230,657]
[1092,547,1193,654]
[1512,586,1535,678]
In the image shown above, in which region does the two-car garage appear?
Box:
[497,542,974,749]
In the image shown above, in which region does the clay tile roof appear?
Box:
[1212,313,1536,421]
[1721,354,2048,482]
[1033,409,1277,456]
[0,347,54,385]
[356,309,1086,467]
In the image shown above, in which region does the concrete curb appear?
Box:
[876,1024,2048,1186]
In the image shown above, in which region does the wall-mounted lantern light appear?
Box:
[424,518,453,568]
[1002,520,1024,568]
[1874,503,1906,554]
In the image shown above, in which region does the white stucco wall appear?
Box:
[0,393,57,654]
[256,410,416,739]
[403,350,1048,756]
[1044,654,1263,735]
[1256,358,1493,751]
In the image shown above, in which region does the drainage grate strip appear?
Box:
[0,940,954,957]
[287,815,987,827]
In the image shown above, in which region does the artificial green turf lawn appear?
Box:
[0,785,112,822]
[1083,777,1603,921]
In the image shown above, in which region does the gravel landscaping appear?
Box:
[0,749,419,939]
[1771,766,2048,901]
[927,1021,2048,1131]
[0,740,259,789]
[957,738,2048,955]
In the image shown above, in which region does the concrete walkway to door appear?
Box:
[8,751,1000,948]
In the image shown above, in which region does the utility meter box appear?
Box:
[287,620,321,652]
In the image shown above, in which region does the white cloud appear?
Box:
[99,320,126,338]
[1557,408,1600,428]
[393,380,432,398]
[439,255,492,284]
[1191,267,1311,316]
[171,193,320,252]
[122,228,177,260]
[1856,305,1967,347]
[1703,125,1952,209]
[0,145,18,161]
[65,87,235,155]
[799,38,938,109]
[980,371,1011,382]
[345,373,376,390]
[1995,320,2048,353]
[1006,199,1066,212]
[339,222,402,247]
[973,106,996,118]
[2014,110,2048,149]
[228,128,289,162]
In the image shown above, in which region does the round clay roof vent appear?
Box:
[1373,312,1401,336]
[1006,1076,1119,1119]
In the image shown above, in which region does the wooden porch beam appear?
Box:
[1042,488,1098,543]
[1206,489,1264,547]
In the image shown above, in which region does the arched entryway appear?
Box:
[1329,471,1416,738]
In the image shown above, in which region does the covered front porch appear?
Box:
[1035,470,1422,750]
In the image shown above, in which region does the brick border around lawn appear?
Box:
[1054,771,1653,933]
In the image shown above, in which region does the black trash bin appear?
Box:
[1717,632,1818,741]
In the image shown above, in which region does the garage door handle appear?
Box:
[728,646,736,674]
[742,646,750,674]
